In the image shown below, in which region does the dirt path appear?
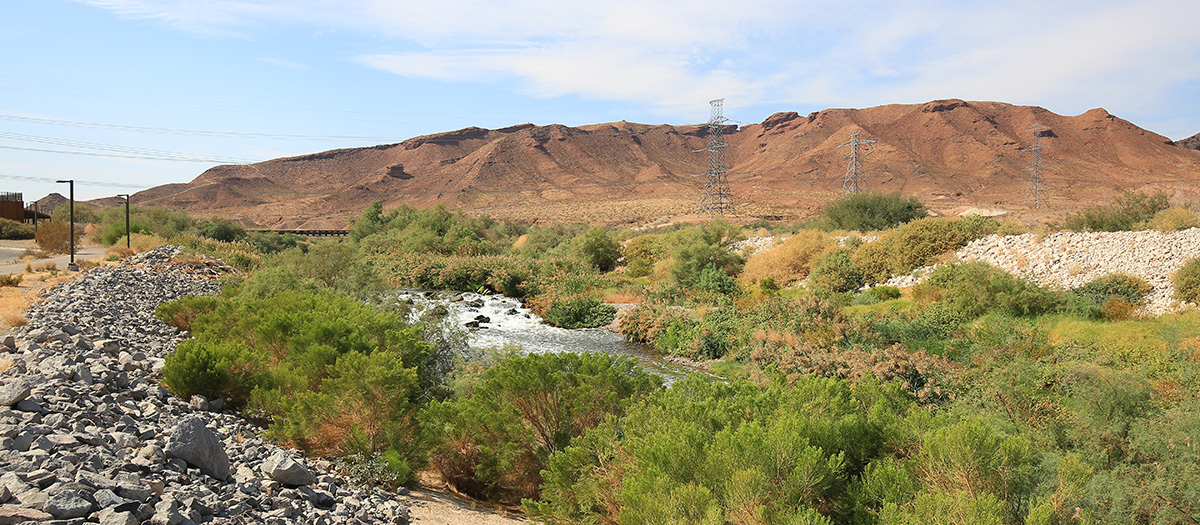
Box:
[401,489,529,524]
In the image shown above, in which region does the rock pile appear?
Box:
[884,228,1200,315]
[0,246,411,524]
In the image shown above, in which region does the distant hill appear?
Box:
[32,193,68,216]
[131,100,1200,228]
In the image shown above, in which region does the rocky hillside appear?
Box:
[0,248,413,524]
[1177,132,1200,151]
[130,100,1200,228]
[886,228,1200,315]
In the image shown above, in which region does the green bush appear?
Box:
[1174,258,1200,304]
[810,248,864,293]
[154,295,221,332]
[196,217,247,242]
[422,352,661,503]
[0,273,22,287]
[695,263,740,295]
[542,295,617,329]
[574,227,620,272]
[1064,190,1170,232]
[1071,273,1153,319]
[160,289,432,483]
[1139,206,1200,231]
[823,191,927,232]
[925,262,1063,319]
[529,375,919,523]
[0,218,34,240]
[35,219,81,254]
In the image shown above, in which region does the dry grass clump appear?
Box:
[1140,206,1200,232]
[0,288,30,329]
[739,230,833,287]
[0,274,22,287]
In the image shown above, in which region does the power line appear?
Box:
[0,131,256,163]
[0,172,151,189]
[0,113,408,141]
[0,144,253,163]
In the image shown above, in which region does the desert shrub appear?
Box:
[267,241,386,300]
[99,220,150,245]
[1139,206,1200,231]
[671,240,742,289]
[422,352,661,503]
[823,191,927,232]
[518,223,588,256]
[34,219,81,254]
[354,203,519,256]
[0,274,22,287]
[196,217,247,242]
[542,295,616,329]
[529,375,919,523]
[925,262,1064,319]
[0,218,33,240]
[1064,190,1170,232]
[695,263,740,295]
[739,230,834,287]
[160,289,432,483]
[1173,257,1200,304]
[247,231,305,254]
[868,285,901,301]
[574,227,620,272]
[173,234,262,272]
[1071,273,1152,319]
[154,296,221,332]
[618,304,690,346]
[621,234,666,277]
[886,217,998,277]
[810,248,864,293]
[51,203,100,225]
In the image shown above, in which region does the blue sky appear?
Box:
[2,0,1198,201]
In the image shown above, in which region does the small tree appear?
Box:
[823,191,927,232]
[575,227,620,272]
[196,218,247,242]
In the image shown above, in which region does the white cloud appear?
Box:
[78,0,1200,124]
[259,57,309,70]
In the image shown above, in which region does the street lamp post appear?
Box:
[116,194,131,249]
[55,179,77,271]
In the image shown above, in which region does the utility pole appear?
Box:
[838,130,876,194]
[117,194,131,249]
[695,98,735,216]
[32,202,38,234]
[1024,122,1051,209]
[55,179,77,271]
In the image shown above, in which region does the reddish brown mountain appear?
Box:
[132,100,1200,228]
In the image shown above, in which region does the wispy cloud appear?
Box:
[259,57,308,70]
[77,0,1200,126]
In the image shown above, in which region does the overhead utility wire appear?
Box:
[0,114,407,141]
[0,172,150,189]
[0,145,254,164]
[0,131,256,163]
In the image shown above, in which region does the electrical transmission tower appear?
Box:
[696,98,735,216]
[838,130,876,194]
[1023,122,1051,209]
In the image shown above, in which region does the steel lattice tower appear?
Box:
[838,130,876,194]
[1023,122,1051,209]
[696,98,735,216]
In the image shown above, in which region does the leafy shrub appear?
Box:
[1173,257,1200,304]
[1064,190,1170,232]
[0,218,34,240]
[196,217,247,242]
[1072,273,1152,319]
[574,227,620,272]
[810,248,864,293]
[160,290,432,483]
[823,191,927,231]
[422,352,660,503]
[154,295,221,332]
[695,263,740,295]
[738,230,833,287]
[542,295,617,329]
[925,262,1064,319]
[529,375,918,523]
[0,273,22,287]
[354,203,519,256]
[1139,206,1200,231]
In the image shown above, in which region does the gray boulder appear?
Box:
[163,417,229,480]
[43,489,94,520]
[261,450,316,486]
[0,505,53,523]
[0,379,30,407]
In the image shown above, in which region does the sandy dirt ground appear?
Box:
[401,489,529,524]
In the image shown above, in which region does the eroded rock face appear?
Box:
[0,246,411,523]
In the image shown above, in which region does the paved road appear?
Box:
[0,240,108,275]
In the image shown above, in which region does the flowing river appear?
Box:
[394,291,703,383]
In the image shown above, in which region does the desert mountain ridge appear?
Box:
[102,99,1200,229]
